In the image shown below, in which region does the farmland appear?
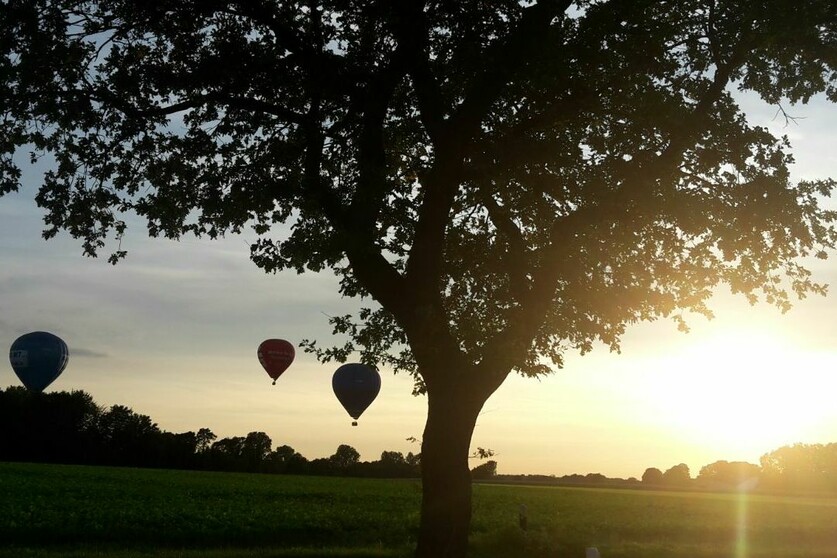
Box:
[1,462,836,557]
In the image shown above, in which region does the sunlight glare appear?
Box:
[637,328,837,456]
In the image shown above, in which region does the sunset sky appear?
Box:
[2,91,836,479]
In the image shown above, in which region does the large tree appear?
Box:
[2,1,836,556]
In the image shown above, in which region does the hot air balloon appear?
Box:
[9,331,69,393]
[332,363,381,426]
[257,339,295,384]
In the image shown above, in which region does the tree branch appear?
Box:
[227,0,309,56]
[114,92,307,123]
[465,86,597,178]
[403,1,572,320]
[479,189,531,300]
[481,23,763,374]
[348,34,412,233]
[449,0,573,147]
[390,0,447,146]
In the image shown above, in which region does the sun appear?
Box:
[639,328,837,456]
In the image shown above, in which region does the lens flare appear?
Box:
[735,478,758,558]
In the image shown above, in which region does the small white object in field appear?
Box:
[585,547,600,558]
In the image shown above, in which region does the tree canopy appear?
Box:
[3,1,835,388]
[3,2,836,556]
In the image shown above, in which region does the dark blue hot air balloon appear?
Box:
[332,363,381,426]
[9,331,69,393]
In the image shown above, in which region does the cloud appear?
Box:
[70,347,109,358]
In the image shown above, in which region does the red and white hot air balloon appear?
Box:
[257,339,295,385]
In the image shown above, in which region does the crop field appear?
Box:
[1,462,837,558]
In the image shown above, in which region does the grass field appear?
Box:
[1,462,836,557]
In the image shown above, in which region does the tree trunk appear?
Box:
[415,386,485,558]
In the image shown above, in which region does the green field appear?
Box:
[1,462,836,558]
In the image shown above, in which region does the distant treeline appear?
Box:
[1,386,835,493]
[0,387,421,477]
[489,451,837,494]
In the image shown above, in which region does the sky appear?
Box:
[2,92,837,480]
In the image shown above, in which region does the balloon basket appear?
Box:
[352,421,358,426]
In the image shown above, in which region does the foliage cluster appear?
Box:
[5,386,837,495]
[0,386,421,478]
[639,451,837,494]
[1,0,835,384]
[504,453,837,495]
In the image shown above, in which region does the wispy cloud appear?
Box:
[71,347,108,358]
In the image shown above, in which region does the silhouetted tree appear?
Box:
[195,428,217,454]
[642,467,664,485]
[381,450,406,465]
[32,390,100,463]
[662,463,692,486]
[330,444,361,473]
[308,457,334,476]
[370,450,418,478]
[562,473,587,484]
[208,436,247,471]
[697,460,761,490]
[470,460,497,480]
[96,405,162,466]
[269,444,310,474]
[760,443,837,492]
[0,387,32,460]
[242,431,273,472]
[0,387,419,480]
[3,3,836,555]
[156,431,199,469]
[0,387,100,463]
[406,452,421,470]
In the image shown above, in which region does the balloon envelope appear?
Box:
[9,331,69,393]
[332,363,381,423]
[257,339,295,383]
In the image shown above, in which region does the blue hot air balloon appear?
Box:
[9,331,69,393]
[332,363,381,426]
